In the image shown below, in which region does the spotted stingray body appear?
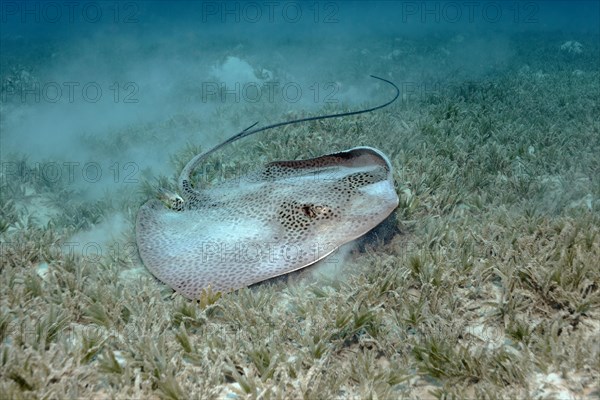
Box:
[136,147,398,298]
[136,76,400,299]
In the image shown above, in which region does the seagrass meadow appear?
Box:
[1,28,600,400]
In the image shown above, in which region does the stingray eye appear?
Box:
[301,204,332,219]
[301,204,317,218]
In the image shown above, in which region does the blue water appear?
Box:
[2,1,599,39]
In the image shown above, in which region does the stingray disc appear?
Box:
[136,146,398,298]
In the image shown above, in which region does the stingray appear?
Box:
[136,75,400,299]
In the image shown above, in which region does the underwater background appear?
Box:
[1,1,599,398]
